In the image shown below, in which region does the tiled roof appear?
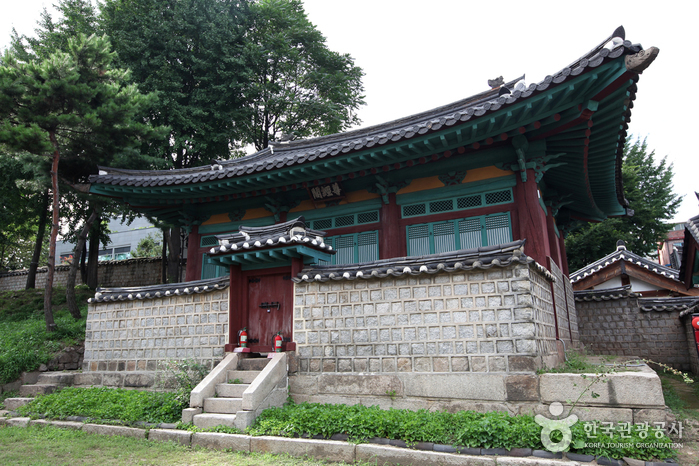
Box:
[88,276,230,303]
[292,240,554,283]
[570,240,680,284]
[686,214,699,245]
[89,30,643,189]
[574,285,637,302]
[0,257,161,277]
[639,296,699,313]
[208,217,332,256]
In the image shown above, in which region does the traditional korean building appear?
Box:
[571,240,699,297]
[81,28,663,415]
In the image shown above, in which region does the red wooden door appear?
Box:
[246,273,292,351]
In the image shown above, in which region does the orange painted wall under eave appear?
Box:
[397,166,514,195]
[200,167,511,226]
[288,190,380,213]
[203,207,271,226]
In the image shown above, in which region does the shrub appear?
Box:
[157,359,209,406]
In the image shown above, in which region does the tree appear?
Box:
[9,0,99,61]
[0,151,47,271]
[7,0,103,289]
[0,34,162,330]
[244,0,364,150]
[132,232,163,258]
[565,138,682,271]
[101,0,252,169]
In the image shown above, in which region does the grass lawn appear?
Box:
[0,425,365,466]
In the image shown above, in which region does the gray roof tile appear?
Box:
[570,240,680,284]
[90,29,643,189]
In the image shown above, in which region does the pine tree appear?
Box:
[0,34,162,330]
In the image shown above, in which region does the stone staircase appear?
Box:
[192,357,268,429]
[19,371,78,397]
[184,352,288,431]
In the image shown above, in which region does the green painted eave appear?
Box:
[89,58,634,224]
[210,244,331,270]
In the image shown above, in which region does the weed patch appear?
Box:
[247,401,676,461]
[17,387,184,424]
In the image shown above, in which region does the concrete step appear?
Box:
[226,370,260,384]
[203,397,242,414]
[193,413,237,429]
[239,358,269,371]
[19,384,58,396]
[216,383,249,398]
[37,372,76,385]
[3,398,34,411]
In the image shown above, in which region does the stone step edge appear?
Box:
[0,414,677,465]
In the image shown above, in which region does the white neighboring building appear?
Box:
[55,217,160,265]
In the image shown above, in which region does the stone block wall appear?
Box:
[576,297,690,371]
[83,288,229,387]
[0,258,176,292]
[292,262,561,376]
[548,260,581,350]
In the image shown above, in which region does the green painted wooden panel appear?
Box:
[201,254,228,279]
[401,188,513,218]
[357,231,379,263]
[406,213,511,256]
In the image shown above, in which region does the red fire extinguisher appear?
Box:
[274,332,283,353]
[239,327,248,348]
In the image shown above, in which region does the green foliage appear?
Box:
[157,359,209,407]
[566,138,682,271]
[101,0,251,168]
[131,232,162,258]
[9,0,100,61]
[248,402,676,460]
[569,421,674,461]
[0,286,90,384]
[17,386,184,424]
[244,0,364,150]
[177,422,243,435]
[0,151,49,271]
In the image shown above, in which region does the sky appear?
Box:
[2,0,697,222]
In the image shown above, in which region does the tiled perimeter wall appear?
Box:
[0,258,172,292]
[83,289,229,387]
[549,260,581,349]
[577,297,690,372]
[292,263,562,375]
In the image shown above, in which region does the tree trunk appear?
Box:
[43,133,60,332]
[161,227,169,283]
[86,214,100,289]
[67,208,100,320]
[167,226,181,283]
[26,188,49,289]
[80,241,87,284]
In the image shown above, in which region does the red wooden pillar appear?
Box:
[558,234,569,276]
[185,225,202,282]
[380,193,404,259]
[224,264,244,352]
[545,207,563,271]
[514,169,551,267]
